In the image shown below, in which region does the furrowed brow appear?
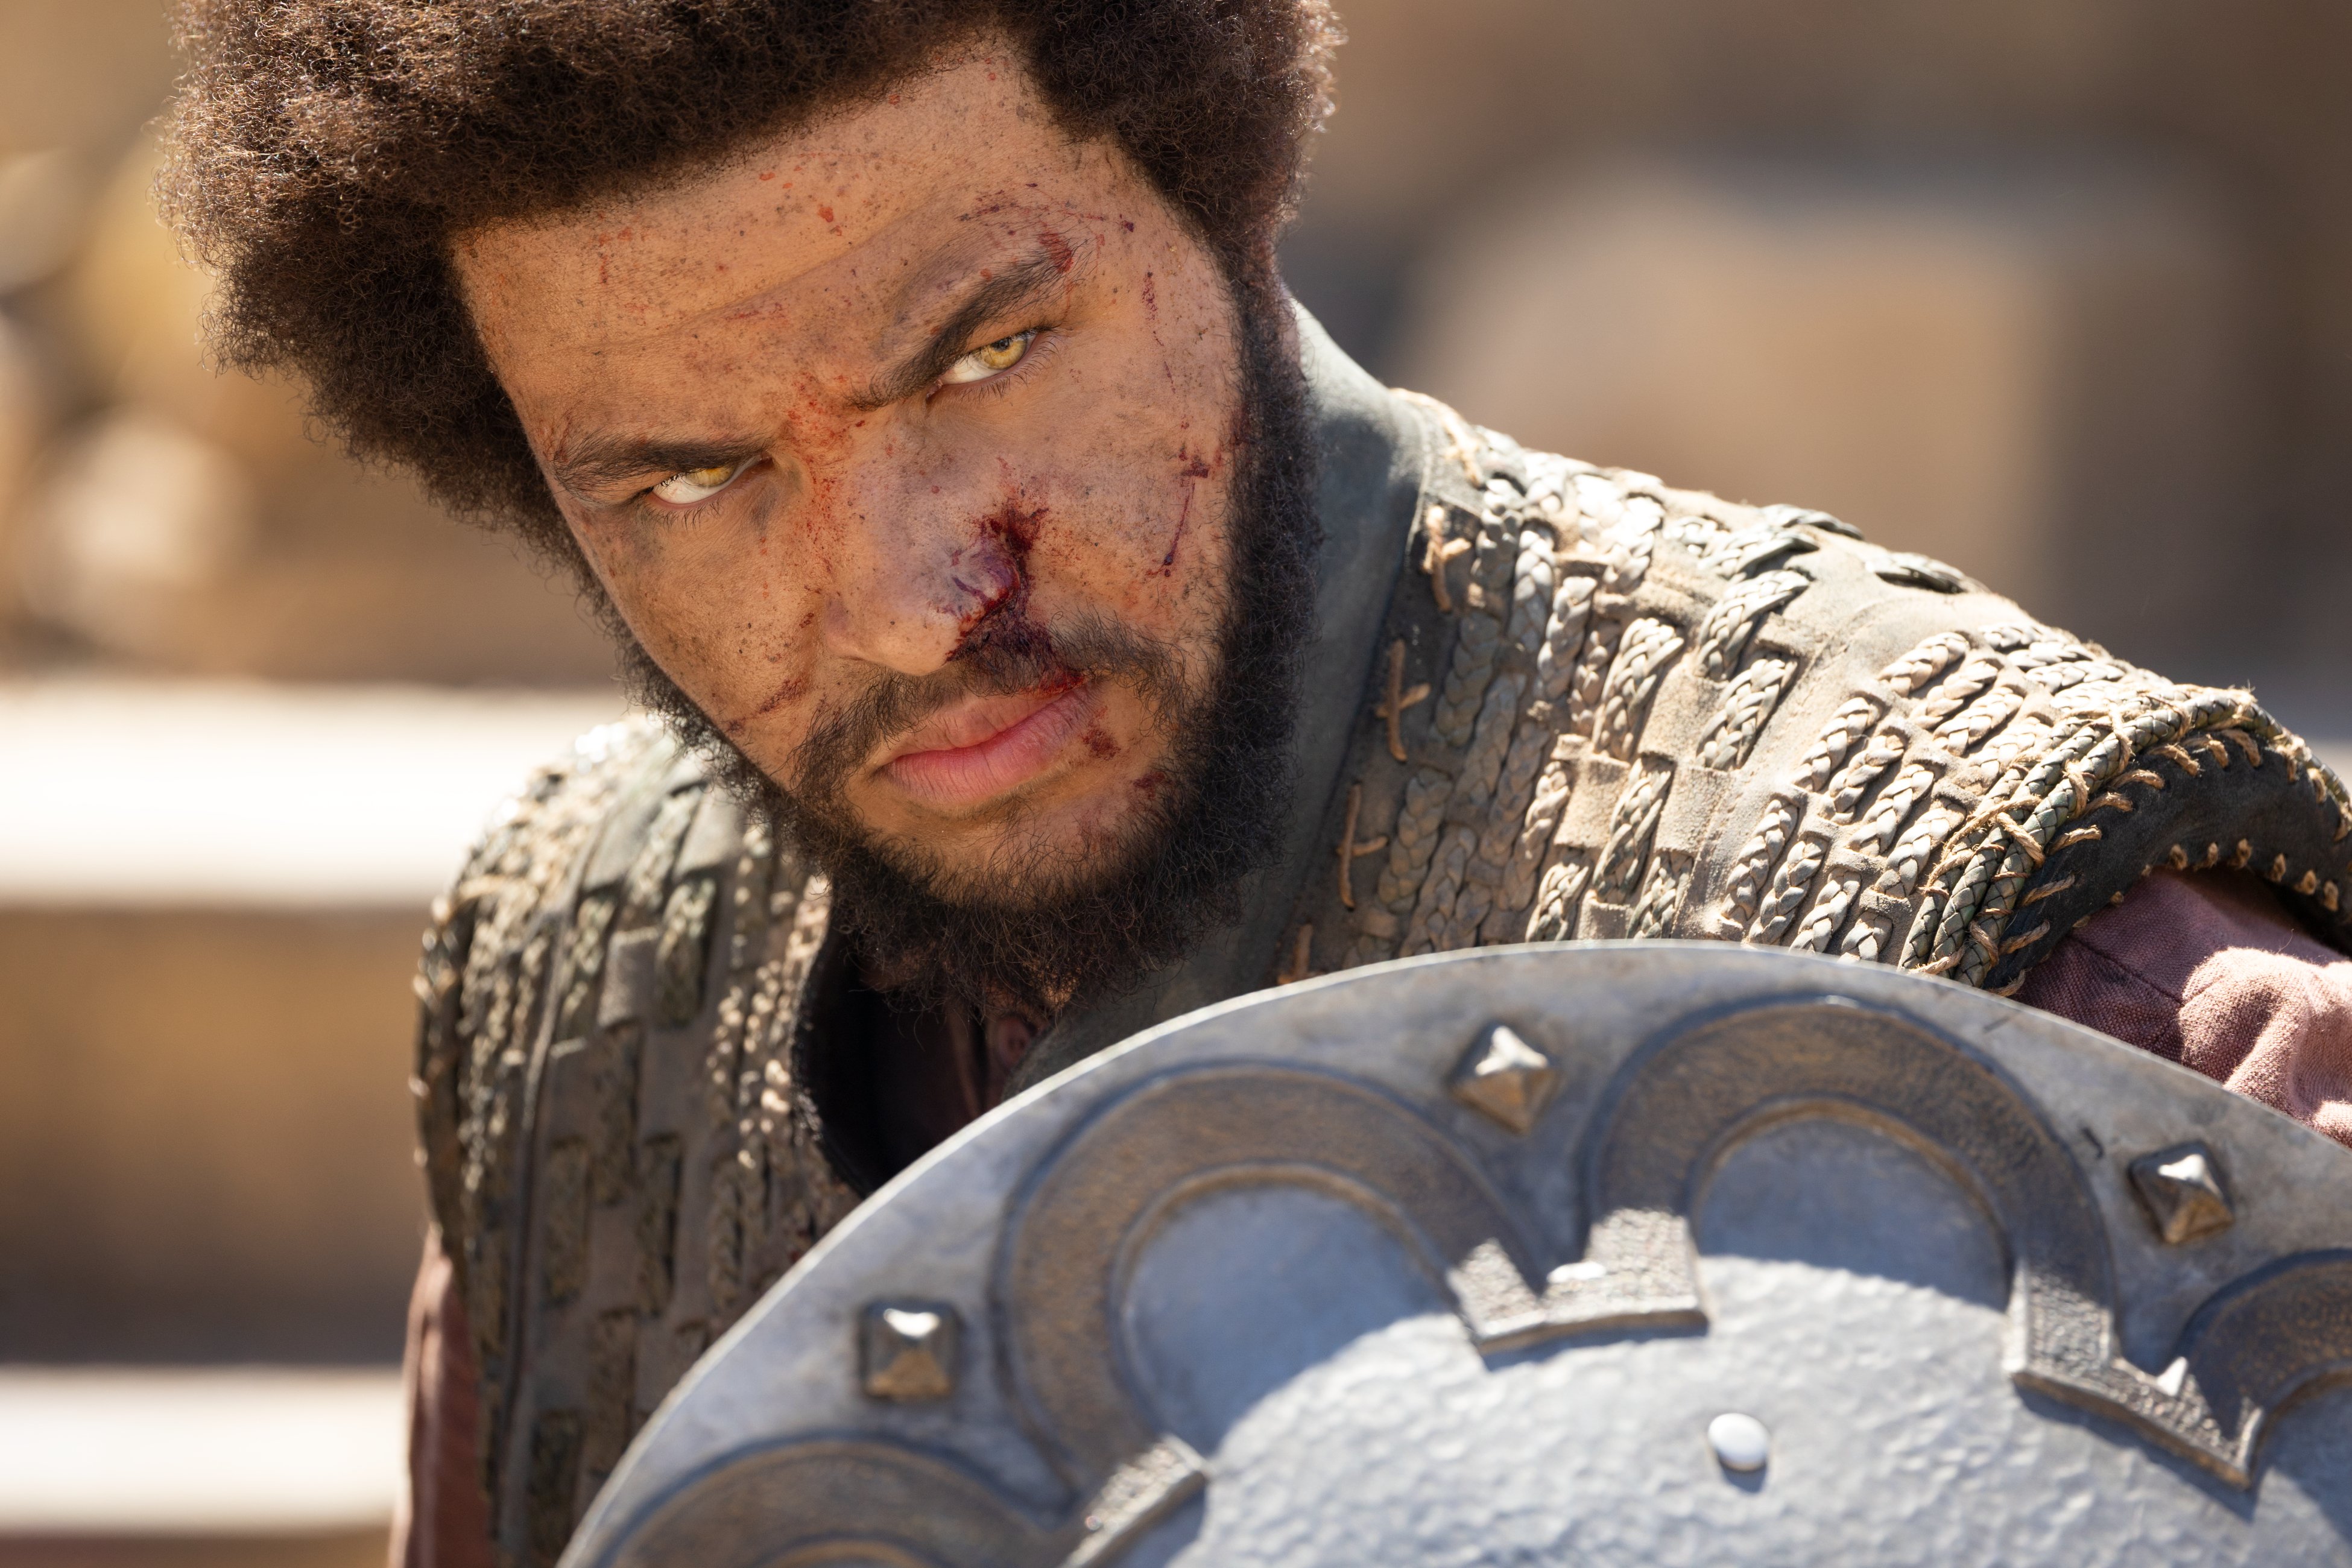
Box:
[550,434,767,502]
[856,249,1073,409]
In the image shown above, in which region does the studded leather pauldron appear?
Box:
[1284,395,2352,993]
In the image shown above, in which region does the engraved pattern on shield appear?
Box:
[560,947,2352,1568]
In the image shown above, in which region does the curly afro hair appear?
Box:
[160,0,1340,558]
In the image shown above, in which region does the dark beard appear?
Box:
[608,279,1320,1021]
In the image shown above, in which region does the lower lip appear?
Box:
[882,684,1099,808]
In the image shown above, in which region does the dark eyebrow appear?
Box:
[549,434,768,503]
[854,248,1074,409]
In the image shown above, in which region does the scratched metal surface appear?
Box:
[563,944,2352,1568]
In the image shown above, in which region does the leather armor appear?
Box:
[1285,394,2352,992]
[413,334,2352,1564]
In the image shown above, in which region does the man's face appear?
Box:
[455,45,1248,904]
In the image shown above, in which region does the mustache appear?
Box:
[788,602,1192,799]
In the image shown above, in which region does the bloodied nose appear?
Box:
[826,510,1029,677]
[943,539,1022,651]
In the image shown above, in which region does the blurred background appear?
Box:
[0,0,2346,1561]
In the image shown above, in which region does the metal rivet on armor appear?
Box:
[2128,1144,2234,1245]
[1873,553,1965,593]
[1707,1411,1771,1473]
[859,1301,959,1402]
[1449,1024,1559,1136]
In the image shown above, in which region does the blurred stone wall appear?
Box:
[1387,156,2255,666]
[0,910,425,1364]
[0,1,610,683]
[1282,0,2352,696]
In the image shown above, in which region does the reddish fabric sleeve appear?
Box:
[391,1227,498,1568]
[2016,868,2352,1148]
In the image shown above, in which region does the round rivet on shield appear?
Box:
[1707,1412,1770,1473]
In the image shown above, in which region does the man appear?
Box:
[160,2,2352,1563]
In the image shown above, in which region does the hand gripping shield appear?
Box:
[561,946,2352,1567]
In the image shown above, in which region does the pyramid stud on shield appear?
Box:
[2128,1143,2235,1245]
[1449,1024,1560,1136]
[859,1301,961,1401]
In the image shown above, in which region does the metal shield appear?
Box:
[561,944,2352,1567]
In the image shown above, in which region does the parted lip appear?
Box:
[875,679,1098,809]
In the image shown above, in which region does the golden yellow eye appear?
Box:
[941,330,1034,385]
[651,464,742,505]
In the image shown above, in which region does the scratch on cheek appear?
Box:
[1140,271,1176,391]
[1157,485,1192,577]
[1131,768,1166,798]
[1155,445,1213,576]
[723,672,810,738]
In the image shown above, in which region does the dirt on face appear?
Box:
[455,43,1321,1012]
